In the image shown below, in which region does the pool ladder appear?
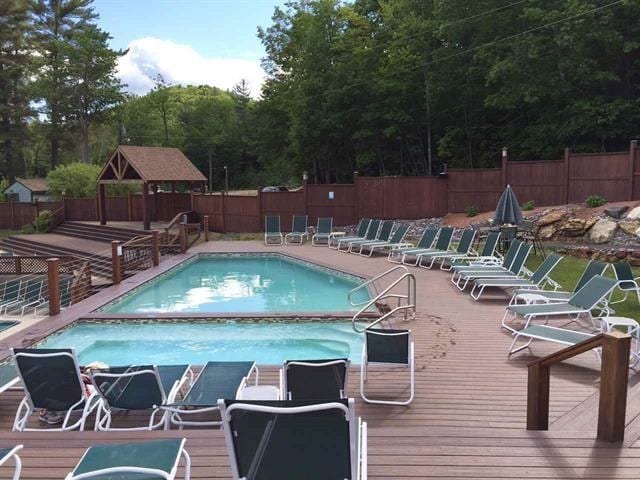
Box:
[348,265,416,333]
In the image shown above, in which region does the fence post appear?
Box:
[303,171,309,216]
[563,147,571,204]
[127,191,133,221]
[179,223,187,253]
[353,171,359,225]
[203,215,210,242]
[629,140,637,200]
[221,191,226,234]
[257,188,263,233]
[47,257,60,316]
[597,331,630,442]
[526,363,550,431]
[152,230,160,266]
[10,200,15,230]
[501,147,508,188]
[111,240,122,285]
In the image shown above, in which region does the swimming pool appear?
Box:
[100,254,370,314]
[38,321,364,365]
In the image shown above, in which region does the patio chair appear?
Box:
[0,445,22,480]
[509,259,607,305]
[445,231,501,271]
[417,228,476,269]
[219,398,367,480]
[11,348,99,431]
[312,217,333,246]
[360,328,414,405]
[285,214,309,245]
[163,361,258,427]
[90,364,192,431]
[346,220,392,253]
[337,219,380,252]
[610,262,640,304]
[501,275,617,333]
[0,280,22,314]
[5,279,44,316]
[358,224,411,257]
[508,324,597,357]
[280,358,349,400]
[0,364,20,396]
[264,215,283,245]
[450,239,522,288]
[518,219,545,258]
[388,227,438,264]
[65,438,191,480]
[469,253,563,300]
[329,218,370,249]
[402,227,454,266]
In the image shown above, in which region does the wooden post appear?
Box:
[303,172,309,216]
[98,183,107,225]
[526,363,550,430]
[179,223,187,253]
[14,257,20,275]
[47,257,60,316]
[629,140,637,200]
[257,188,263,233]
[142,183,150,230]
[220,190,226,234]
[152,184,159,222]
[353,171,359,225]
[597,331,631,442]
[501,147,508,188]
[9,200,15,230]
[563,147,571,204]
[127,191,133,221]
[203,215,210,242]
[62,195,67,221]
[111,240,122,284]
[152,230,160,266]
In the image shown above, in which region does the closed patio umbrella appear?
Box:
[493,185,523,226]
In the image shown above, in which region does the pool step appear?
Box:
[53,221,148,243]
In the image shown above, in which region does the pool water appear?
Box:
[38,321,364,365]
[101,254,370,314]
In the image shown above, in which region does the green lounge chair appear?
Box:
[509,259,607,305]
[285,214,309,245]
[337,219,380,252]
[470,253,563,300]
[6,279,44,316]
[280,358,349,400]
[450,240,523,289]
[348,220,394,254]
[417,228,476,269]
[610,262,640,304]
[0,445,22,480]
[387,227,438,263]
[508,324,597,357]
[0,364,19,396]
[358,223,410,257]
[219,398,367,480]
[444,231,501,271]
[501,275,617,333]
[90,364,192,431]
[402,227,454,266]
[361,328,414,405]
[163,361,257,427]
[11,348,99,431]
[329,218,370,249]
[65,438,191,480]
[264,215,283,245]
[312,217,333,246]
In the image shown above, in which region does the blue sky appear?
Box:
[93,0,286,97]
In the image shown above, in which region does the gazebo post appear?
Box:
[142,182,151,230]
[98,182,107,225]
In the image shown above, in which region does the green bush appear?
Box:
[585,195,607,208]
[33,210,53,233]
[521,200,535,211]
[465,205,478,217]
[46,162,101,198]
[21,223,35,234]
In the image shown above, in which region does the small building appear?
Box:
[3,178,53,203]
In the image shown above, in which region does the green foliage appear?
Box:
[521,200,535,211]
[46,162,101,198]
[465,205,478,217]
[585,195,607,208]
[0,178,8,203]
[33,209,52,233]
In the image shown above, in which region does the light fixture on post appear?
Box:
[223,165,229,193]
[302,171,308,182]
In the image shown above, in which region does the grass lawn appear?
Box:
[526,251,640,321]
[0,230,20,240]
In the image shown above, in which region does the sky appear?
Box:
[93,0,286,98]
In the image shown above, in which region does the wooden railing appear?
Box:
[69,261,92,306]
[50,204,66,229]
[527,330,631,442]
[165,210,195,234]
[179,222,201,252]
[0,255,76,275]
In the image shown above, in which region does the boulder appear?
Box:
[557,217,594,237]
[538,224,556,240]
[619,220,640,236]
[537,209,566,226]
[626,206,640,220]
[589,218,617,244]
[604,205,628,219]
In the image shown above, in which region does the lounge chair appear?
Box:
[285,214,309,245]
[444,231,501,271]
[501,275,617,333]
[469,253,563,300]
[0,280,22,314]
[402,227,454,266]
[65,438,191,480]
[451,238,521,277]
[0,445,22,480]
[90,364,192,431]
[219,398,367,480]
[388,227,438,263]
[337,219,380,252]
[508,324,597,357]
[348,220,394,254]
[163,361,257,427]
[312,217,333,246]
[0,364,19,396]
[329,219,370,249]
[360,328,414,405]
[264,215,283,245]
[11,348,99,431]
[417,228,476,269]
[450,240,525,290]
[280,359,349,400]
[5,279,44,315]
[610,262,640,304]
[358,224,410,257]
[509,259,607,305]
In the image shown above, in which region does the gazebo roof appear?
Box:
[98,145,207,184]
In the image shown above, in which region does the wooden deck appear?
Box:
[0,240,639,478]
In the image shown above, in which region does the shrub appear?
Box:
[46,162,102,198]
[465,205,478,217]
[21,223,35,234]
[585,195,607,208]
[33,210,53,233]
[521,200,535,211]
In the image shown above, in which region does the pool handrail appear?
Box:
[348,265,409,307]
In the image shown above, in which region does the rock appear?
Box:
[537,209,566,226]
[629,256,640,267]
[626,206,640,220]
[538,224,556,240]
[557,218,591,237]
[589,218,618,244]
[604,206,628,219]
[635,226,640,239]
[618,220,640,237]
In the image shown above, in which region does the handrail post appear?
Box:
[526,363,550,430]
[47,257,60,316]
[152,231,160,266]
[112,240,122,285]
[179,223,187,253]
[597,331,631,442]
[203,215,210,242]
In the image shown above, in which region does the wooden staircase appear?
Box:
[53,221,147,243]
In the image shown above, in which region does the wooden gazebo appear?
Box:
[97,145,207,230]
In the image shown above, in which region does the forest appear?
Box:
[1,0,639,190]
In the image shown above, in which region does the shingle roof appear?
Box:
[15,178,48,192]
[112,146,206,183]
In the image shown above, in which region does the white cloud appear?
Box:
[117,37,265,98]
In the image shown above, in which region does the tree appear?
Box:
[151,74,171,145]
[46,162,101,198]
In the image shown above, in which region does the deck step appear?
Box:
[53,221,149,243]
